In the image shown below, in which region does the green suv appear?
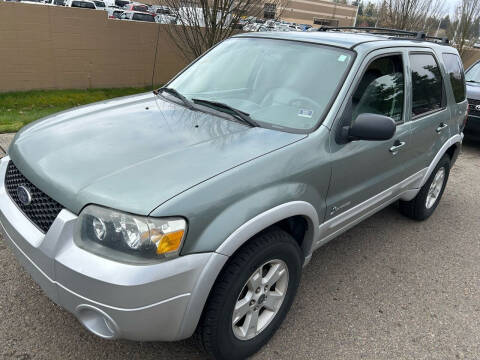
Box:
[0,29,467,359]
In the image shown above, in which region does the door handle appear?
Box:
[436,123,448,133]
[389,141,406,155]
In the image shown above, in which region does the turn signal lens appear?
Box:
[152,229,185,254]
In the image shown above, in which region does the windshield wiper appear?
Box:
[192,99,258,127]
[466,80,479,83]
[154,87,195,110]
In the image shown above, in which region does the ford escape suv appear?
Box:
[0,28,467,359]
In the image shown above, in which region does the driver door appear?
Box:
[323,49,416,234]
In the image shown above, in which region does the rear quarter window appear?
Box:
[442,53,466,103]
[410,53,444,117]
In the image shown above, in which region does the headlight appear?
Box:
[74,205,187,264]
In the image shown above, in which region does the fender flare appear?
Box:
[420,133,463,188]
[176,201,321,340]
[215,201,320,260]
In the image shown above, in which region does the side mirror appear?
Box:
[348,113,396,141]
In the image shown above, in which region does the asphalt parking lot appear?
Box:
[1,138,479,360]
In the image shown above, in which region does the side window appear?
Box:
[410,53,444,117]
[442,53,466,103]
[465,61,480,83]
[352,55,404,124]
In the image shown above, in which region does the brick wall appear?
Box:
[1,2,478,92]
[0,2,188,92]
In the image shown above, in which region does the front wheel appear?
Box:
[197,228,303,360]
[399,154,451,221]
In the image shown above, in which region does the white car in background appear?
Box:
[121,10,155,22]
[18,0,46,5]
[65,0,96,8]
[92,0,105,9]
[107,6,124,18]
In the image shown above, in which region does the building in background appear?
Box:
[280,0,357,27]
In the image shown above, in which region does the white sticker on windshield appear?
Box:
[298,109,314,118]
[338,55,348,62]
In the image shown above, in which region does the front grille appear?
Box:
[468,98,480,116]
[4,161,63,233]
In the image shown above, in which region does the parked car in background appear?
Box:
[121,10,154,22]
[114,0,129,7]
[107,6,123,18]
[65,0,96,9]
[155,13,176,24]
[93,0,105,10]
[465,60,480,139]
[123,2,148,12]
[151,4,171,14]
[18,0,45,5]
[44,0,66,5]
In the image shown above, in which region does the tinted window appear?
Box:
[442,53,466,103]
[93,1,105,6]
[115,0,128,6]
[132,13,155,21]
[410,54,443,117]
[72,1,95,8]
[352,55,404,123]
[132,4,147,11]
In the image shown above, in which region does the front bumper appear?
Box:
[0,156,227,341]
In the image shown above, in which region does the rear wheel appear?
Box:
[399,154,450,221]
[197,228,303,360]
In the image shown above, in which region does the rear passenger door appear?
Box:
[407,51,451,173]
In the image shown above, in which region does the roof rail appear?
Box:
[317,26,449,45]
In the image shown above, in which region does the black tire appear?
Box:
[399,154,451,221]
[197,228,303,360]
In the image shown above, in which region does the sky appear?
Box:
[443,0,459,15]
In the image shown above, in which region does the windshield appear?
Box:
[466,61,480,83]
[168,38,353,131]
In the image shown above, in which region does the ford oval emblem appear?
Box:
[17,185,32,206]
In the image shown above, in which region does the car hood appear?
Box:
[8,93,305,215]
[467,83,480,99]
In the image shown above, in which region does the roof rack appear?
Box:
[317,26,449,45]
